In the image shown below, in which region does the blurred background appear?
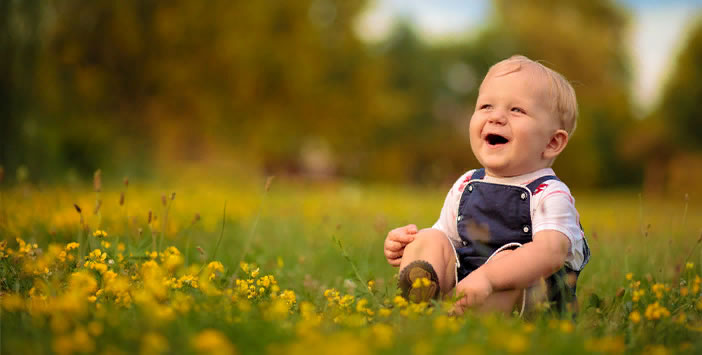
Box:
[2,0,701,194]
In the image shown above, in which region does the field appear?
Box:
[1,173,701,354]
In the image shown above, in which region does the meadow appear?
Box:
[1,171,701,354]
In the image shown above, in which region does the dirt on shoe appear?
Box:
[398,260,440,303]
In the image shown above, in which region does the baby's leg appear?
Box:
[453,250,524,314]
[399,229,456,296]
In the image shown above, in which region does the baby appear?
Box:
[384,55,590,315]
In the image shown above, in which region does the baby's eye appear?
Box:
[511,107,526,114]
[479,104,492,110]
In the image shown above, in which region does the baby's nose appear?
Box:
[488,111,507,124]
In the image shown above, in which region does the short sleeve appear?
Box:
[431,170,475,247]
[531,181,585,270]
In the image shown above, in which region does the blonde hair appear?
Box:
[482,55,578,135]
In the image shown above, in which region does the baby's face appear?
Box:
[469,67,562,177]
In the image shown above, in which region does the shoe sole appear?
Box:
[398,260,440,303]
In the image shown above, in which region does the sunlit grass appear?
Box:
[1,174,701,354]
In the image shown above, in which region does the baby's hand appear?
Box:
[452,270,493,315]
[384,224,417,267]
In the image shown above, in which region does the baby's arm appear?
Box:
[455,230,570,307]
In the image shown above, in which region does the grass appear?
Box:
[0,173,701,354]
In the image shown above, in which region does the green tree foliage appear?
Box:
[474,0,637,187]
[4,0,406,179]
[656,19,702,150]
[625,18,702,195]
[1,0,643,188]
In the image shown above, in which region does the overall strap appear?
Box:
[525,175,559,193]
[471,168,486,180]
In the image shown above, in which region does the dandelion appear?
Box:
[626,272,633,280]
[93,230,107,238]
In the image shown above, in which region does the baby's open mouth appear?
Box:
[486,134,509,146]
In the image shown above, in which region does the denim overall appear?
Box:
[455,168,590,313]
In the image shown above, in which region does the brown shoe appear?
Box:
[398,260,440,303]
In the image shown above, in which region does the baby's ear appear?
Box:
[544,129,569,160]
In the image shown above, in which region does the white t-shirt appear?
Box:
[431,168,586,271]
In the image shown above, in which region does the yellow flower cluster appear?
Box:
[644,302,670,320]
[83,249,108,274]
[625,270,702,328]
[92,230,108,238]
[651,283,667,299]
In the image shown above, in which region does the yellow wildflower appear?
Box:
[643,345,670,355]
[585,336,626,354]
[560,320,574,333]
[629,310,641,324]
[370,323,394,349]
[192,329,235,355]
[65,242,80,251]
[207,261,224,273]
[626,272,633,280]
[367,280,376,291]
[644,302,670,320]
[141,332,170,355]
[652,283,665,299]
[675,313,687,324]
[393,295,408,308]
[686,262,694,270]
[1,293,24,312]
[239,261,249,273]
[632,289,645,302]
[93,230,107,238]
